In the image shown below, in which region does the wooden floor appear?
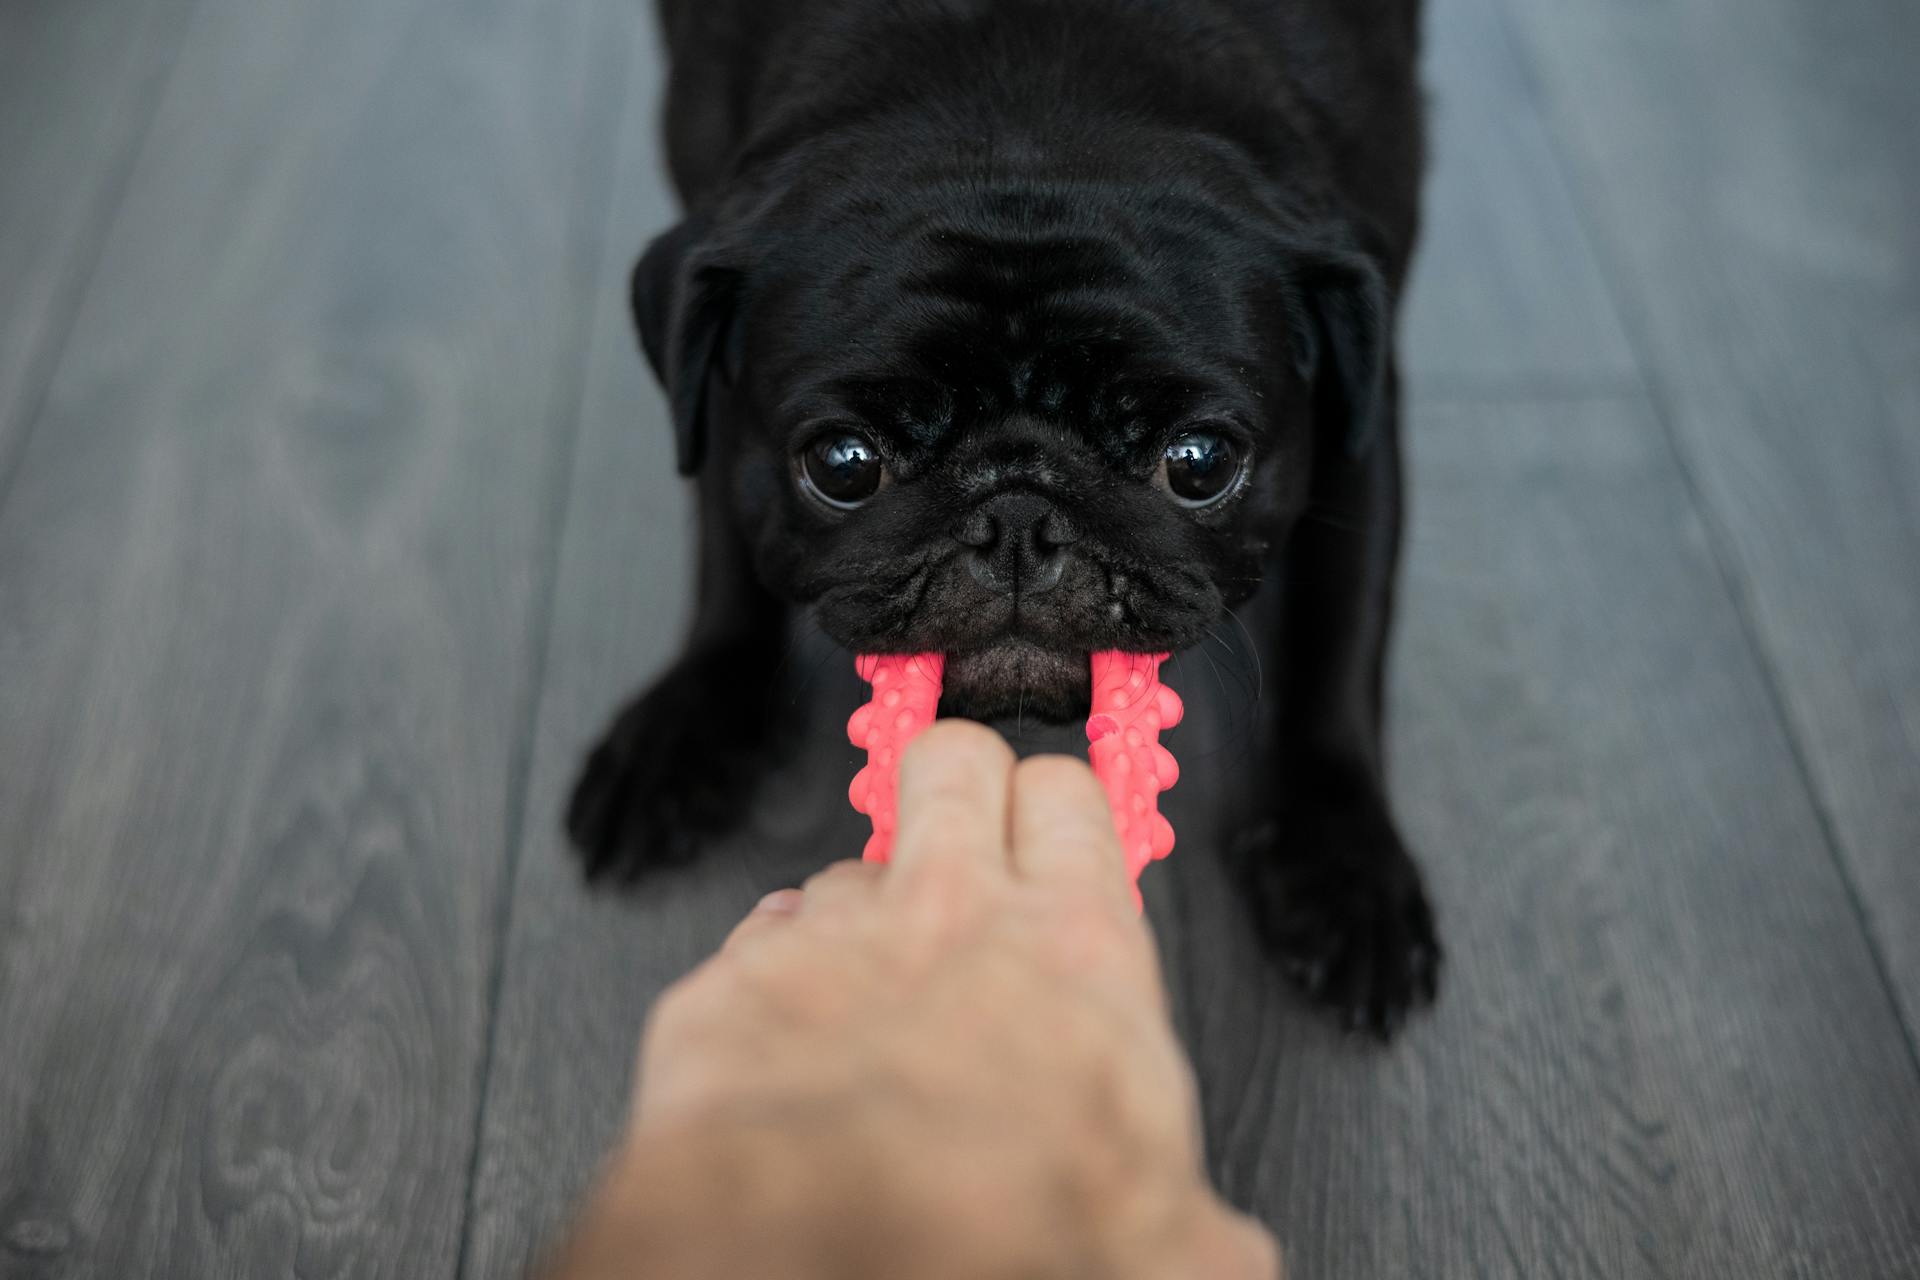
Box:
[2,0,1917,1274]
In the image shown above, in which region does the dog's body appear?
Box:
[569,0,1438,1034]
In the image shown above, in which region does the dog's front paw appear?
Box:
[566,648,777,882]
[1240,803,1440,1039]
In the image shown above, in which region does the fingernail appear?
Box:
[754,889,805,915]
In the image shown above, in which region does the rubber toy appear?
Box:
[846,653,946,863]
[848,651,1182,904]
[1083,651,1182,894]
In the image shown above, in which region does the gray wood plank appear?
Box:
[1494,0,1920,1040]
[0,0,637,1273]
[458,24,720,1275]
[1166,394,1920,1279]
[0,0,199,486]
[1399,0,1639,393]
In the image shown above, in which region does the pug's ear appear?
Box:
[631,212,742,476]
[1287,248,1390,458]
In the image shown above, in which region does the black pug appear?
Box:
[569,0,1437,1035]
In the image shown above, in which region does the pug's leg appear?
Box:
[1242,381,1440,1037]
[566,482,790,881]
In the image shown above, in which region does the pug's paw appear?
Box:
[566,645,778,882]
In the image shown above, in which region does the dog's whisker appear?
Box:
[1171,648,1237,765]
[782,616,845,710]
[1301,503,1368,535]
[1198,642,1231,728]
[1195,626,1255,705]
[1223,605,1265,708]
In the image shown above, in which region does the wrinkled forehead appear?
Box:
[747,185,1272,463]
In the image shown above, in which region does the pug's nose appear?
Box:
[956,492,1076,596]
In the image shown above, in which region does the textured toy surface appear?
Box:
[846,653,945,862]
[848,650,1180,899]
[1085,651,1182,896]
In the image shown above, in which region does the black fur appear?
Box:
[568,0,1439,1036]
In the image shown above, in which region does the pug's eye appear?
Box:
[800,432,885,508]
[1161,431,1241,506]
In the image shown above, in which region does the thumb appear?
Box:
[721,888,806,952]
[1158,1201,1283,1280]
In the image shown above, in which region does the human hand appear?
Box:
[547,721,1279,1280]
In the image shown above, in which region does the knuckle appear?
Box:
[901,849,989,911]
[644,978,708,1041]
[1041,895,1139,970]
[802,859,877,895]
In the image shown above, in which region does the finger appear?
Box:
[720,887,805,952]
[1009,753,1130,903]
[798,859,885,913]
[1168,1202,1284,1280]
[1215,1207,1284,1280]
[889,720,1017,887]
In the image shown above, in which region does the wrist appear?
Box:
[548,1096,1120,1280]
[549,1109,845,1280]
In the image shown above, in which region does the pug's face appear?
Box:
[638,180,1383,722]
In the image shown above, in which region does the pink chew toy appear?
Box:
[847,651,1182,903]
[846,653,946,862]
[1084,651,1183,892]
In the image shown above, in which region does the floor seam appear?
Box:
[1407,377,1645,407]
[1477,0,1920,1079]
[449,6,647,1276]
[0,0,208,525]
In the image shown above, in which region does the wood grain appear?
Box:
[5,0,1918,1275]
[1400,0,1639,394]
[1494,0,1920,1039]
[0,0,200,487]
[0,0,637,1273]
[1159,395,1920,1278]
[455,22,803,1274]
